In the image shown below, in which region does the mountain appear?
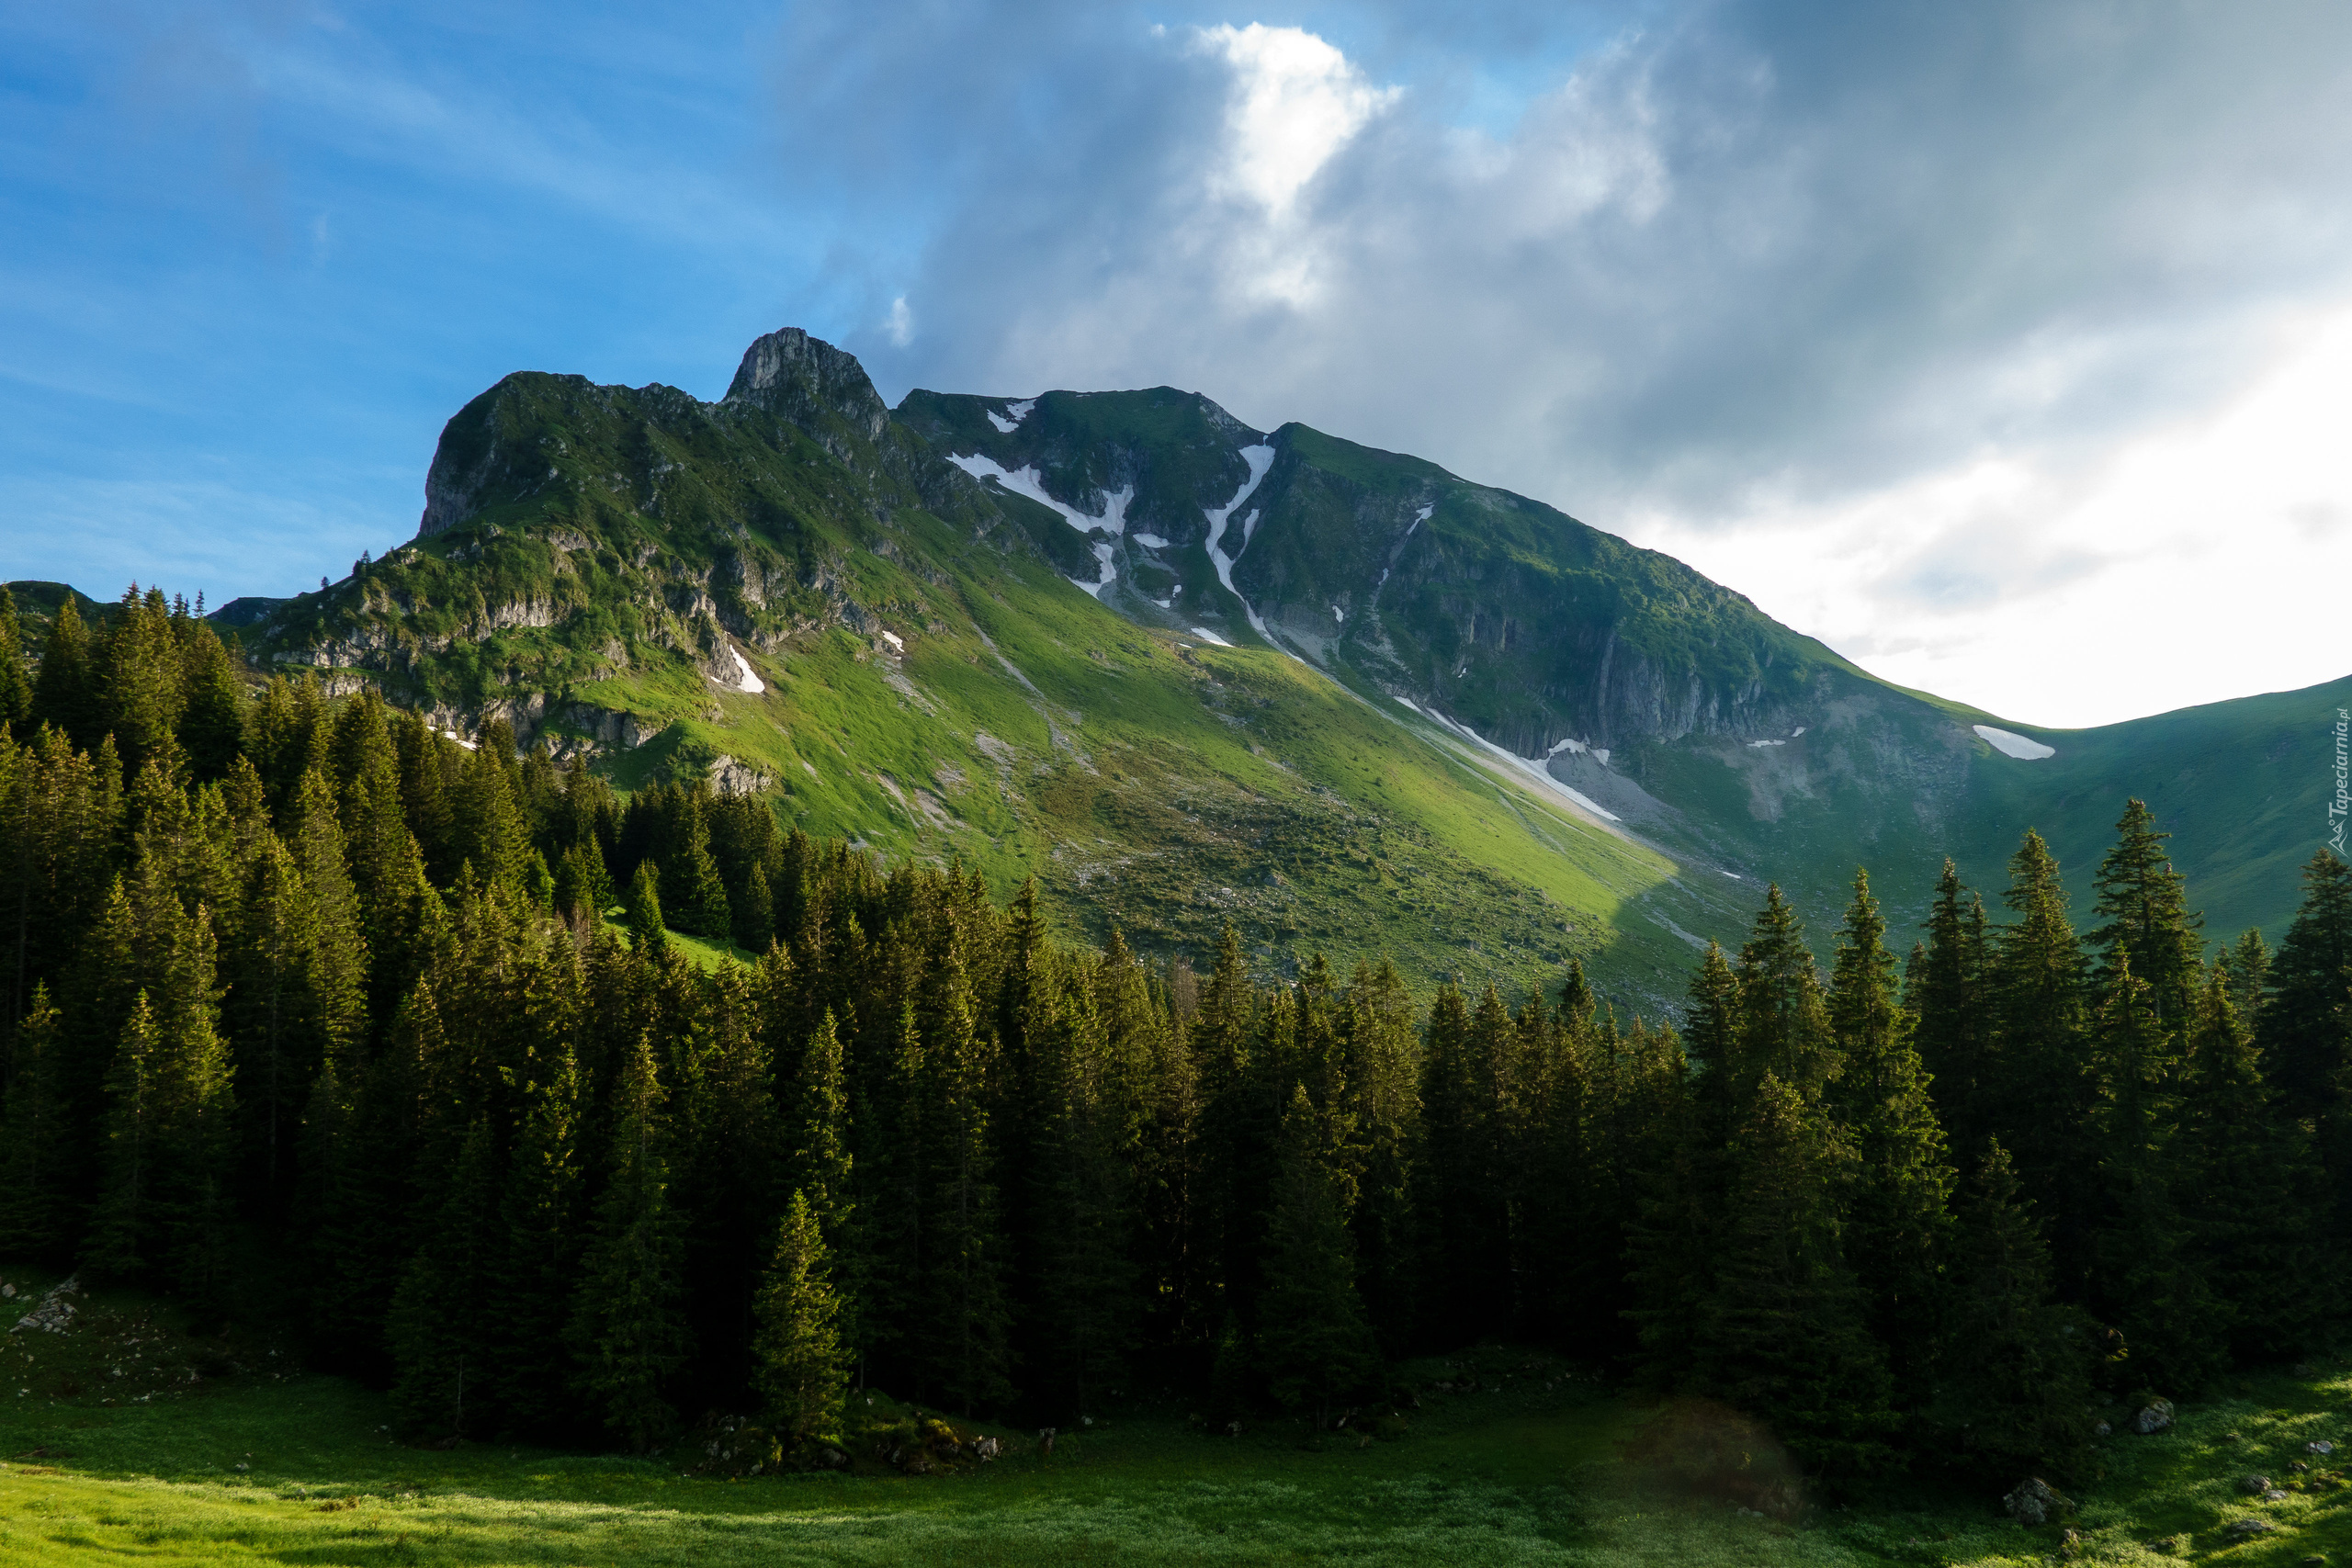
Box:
[17,327,2339,1006]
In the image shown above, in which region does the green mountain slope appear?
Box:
[162,331,1735,1011]
[18,327,2334,993]
[896,380,2345,948]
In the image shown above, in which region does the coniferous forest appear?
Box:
[5,583,2348,1494]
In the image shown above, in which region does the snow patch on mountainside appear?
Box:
[1203,444,1279,642]
[1973,724,2055,760]
[1076,541,1117,597]
[1188,626,1235,647]
[949,453,1132,536]
[710,646,765,694]
[1398,698,1623,823]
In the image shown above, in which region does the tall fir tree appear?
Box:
[2090,799,2204,1029]
[569,1033,692,1452]
[1826,870,1954,1390]
[1985,830,2094,1279]
[919,942,1012,1414]
[2178,970,2328,1361]
[492,1037,590,1438]
[30,593,96,750]
[624,861,668,954]
[0,584,31,731]
[1257,1083,1380,1431]
[2086,955,2222,1393]
[0,985,69,1258]
[1023,956,1140,1419]
[387,1117,503,1441]
[1697,1071,1895,1479]
[752,1190,852,1442]
[669,794,732,941]
[1910,860,1991,1155]
[1736,886,1839,1103]
[1928,1141,2096,1484]
[2258,851,2352,1236]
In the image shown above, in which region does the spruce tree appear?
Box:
[175,620,244,781]
[624,861,667,954]
[556,838,615,926]
[569,1033,691,1452]
[1024,957,1140,1419]
[493,1038,589,1438]
[1697,1071,1895,1478]
[1340,957,1421,1359]
[96,585,187,779]
[1985,830,2093,1274]
[1826,870,1954,1389]
[82,899,235,1304]
[1911,860,1990,1154]
[1736,885,1839,1102]
[0,985,69,1258]
[0,584,31,731]
[1419,984,1514,1343]
[30,593,96,750]
[1258,1083,1379,1431]
[1627,951,1730,1383]
[387,1117,503,1441]
[2087,955,2222,1393]
[733,860,774,952]
[1929,1142,2096,1485]
[752,1190,851,1443]
[669,795,731,940]
[2220,928,2270,1032]
[2089,799,2203,1030]
[2179,970,2327,1361]
[2258,852,2352,1231]
[920,943,1012,1414]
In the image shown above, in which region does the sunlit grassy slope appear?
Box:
[563,500,1722,1012]
[6,1264,2350,1567]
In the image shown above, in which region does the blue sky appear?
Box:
[5,1,2351,726]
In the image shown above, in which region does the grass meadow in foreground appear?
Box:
[4,1266,2351,1566]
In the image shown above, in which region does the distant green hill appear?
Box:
[14,328,2337,1003]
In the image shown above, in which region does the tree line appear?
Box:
[1,583,2346,1486]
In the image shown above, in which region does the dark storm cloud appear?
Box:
[780,0,2352,528]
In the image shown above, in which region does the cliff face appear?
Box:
[262,330,1041,753]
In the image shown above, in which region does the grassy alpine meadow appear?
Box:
[6,1266,2350,1567]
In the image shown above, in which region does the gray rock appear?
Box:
[2312,1440,2337,1455]
[2226,1517,2276,1539]
[2134,1398,2176,1435]
[2242,1474,2275,1494]
[2095,1421,2112,1437]
[2003,1477,2068,1526]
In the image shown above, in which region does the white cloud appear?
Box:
[1194,24,1399,217]
[854,3,2352,729]
[1637,302,2352,727]
[886,294,914,346]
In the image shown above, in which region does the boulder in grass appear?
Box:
[2133,1399,2176,1435]
[2242,1475,2275,1494]
[2003,1477,2069,1525]
[2226,1517,2276,1540]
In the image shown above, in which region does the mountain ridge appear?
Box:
[11,325,2338,1001]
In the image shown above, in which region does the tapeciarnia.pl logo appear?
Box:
[2332,707,2349,856]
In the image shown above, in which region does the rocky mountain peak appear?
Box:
[724,327,890,448]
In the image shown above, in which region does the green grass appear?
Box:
[7,1264,2351,1566]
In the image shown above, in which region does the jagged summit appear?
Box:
[724,326,891,445]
